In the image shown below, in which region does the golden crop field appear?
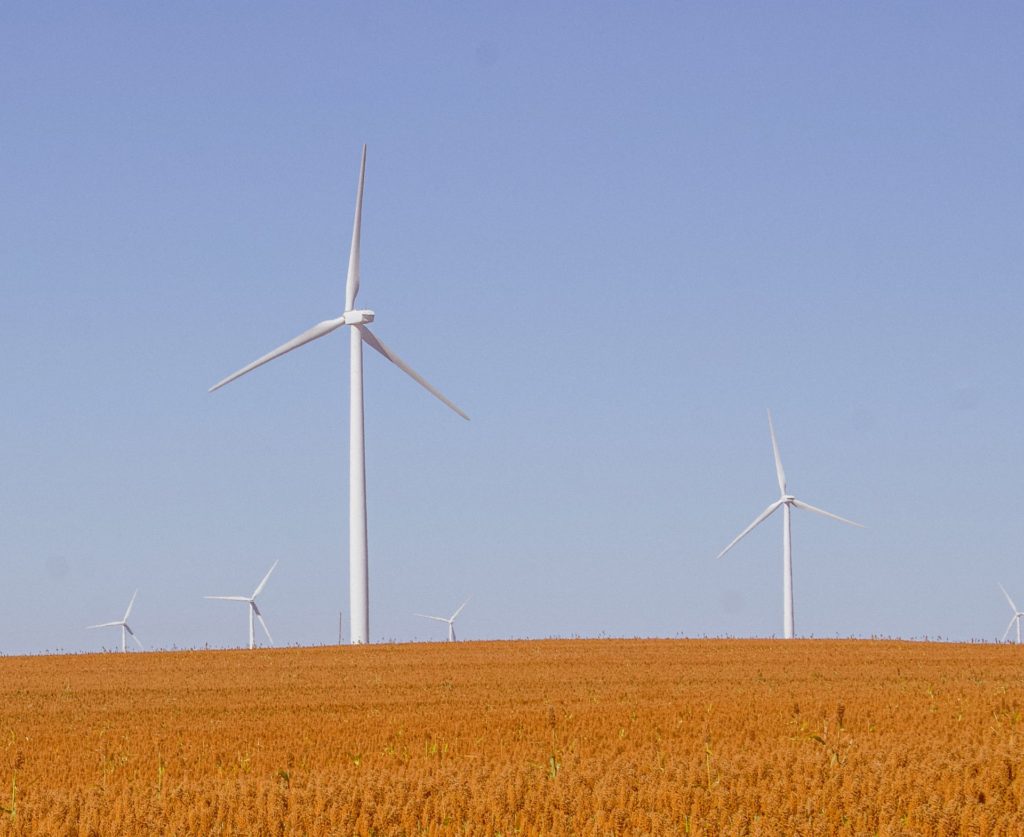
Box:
[1,639,1024,835]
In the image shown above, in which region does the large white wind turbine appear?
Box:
[716,410,863,639]
[87,590,143,652]
[415,596,472,642]
[210,147,468,645]
[998,584,1023,643]
[205,561,278,650]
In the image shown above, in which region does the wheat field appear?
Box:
[1,639,1023,835]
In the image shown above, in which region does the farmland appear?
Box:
[1,639,1024,835]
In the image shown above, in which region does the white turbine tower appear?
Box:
[415,596,472,642]
[87,590,142,652]
[716,410,863,639]
[205,561,278,650]
[210,146,468,645]
[998,584,1024,643]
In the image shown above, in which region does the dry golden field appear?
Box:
[2,639,1024,835]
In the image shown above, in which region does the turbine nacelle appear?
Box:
[343,309,375,325]
[781,495,796,504]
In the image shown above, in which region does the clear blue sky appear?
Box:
[2,2,1022,653]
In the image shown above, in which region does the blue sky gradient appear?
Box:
[2,3,1022,652]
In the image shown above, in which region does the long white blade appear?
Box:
[125,624,144,649]
[209,318,346,392]
[414,613,450,623]
[87,621,123,629]
[999,583,1018,614]
[345,145,367,311]
[204,595,251,602]
[359,325,469,420]
[252,560,279,599]
[767,409,786,495]
[256,613,274,645]
[716,500,783,560]
[1004,616,1017,642]
[791,499,864,528]
[450,596,472,622]
[123,589,138,622]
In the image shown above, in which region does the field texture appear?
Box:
[1,639,1024,835]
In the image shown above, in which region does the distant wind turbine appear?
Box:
[209,146,468,645]
[415,596,472,642]
[205,561,278,650]
[998,584,1023,643]
[87,590,142,652]
[716,410,863,639]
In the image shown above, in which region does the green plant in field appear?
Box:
[704,742,714,791]
[809,720,852,768]
[0,771,15,821]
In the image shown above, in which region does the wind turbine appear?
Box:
[716,410,863,639]
[210,146,468,645]
[205,561,278,650]
[998,584,1023,643]
[415,596,472,642]
[87,590,143,652]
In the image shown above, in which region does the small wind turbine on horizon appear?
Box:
[998,584,1023,643]
[87,590,142,652]
[209,146,468,645]
[205,561,278,650]
[415,596,472,642]
[716,410,863,639]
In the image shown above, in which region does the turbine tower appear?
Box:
[87,590,143,652]
[205,561,278,650]
[209,147,468,645]
[716,410,863,638]
[415,596,472,642]
[999,584,1024,643]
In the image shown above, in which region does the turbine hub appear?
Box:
[782,495,796,504]
[343,309,375,325]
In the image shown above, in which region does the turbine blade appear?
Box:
[450,596,472,621]
[414,613,450,623]
[716,500,783,560]
[345,145,367,311]
[252,560,279,598]
[999,583,1018,614]
[767,409,786,495]
[204,595,251,602]
[1004,616,1016,642]
[209,317,346,392]
[358,325,469,420]
[256,613,274,645]
[123,624,144,649]
[791,499,864,528]
[87,621,122,629]
[124,589,138,622]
